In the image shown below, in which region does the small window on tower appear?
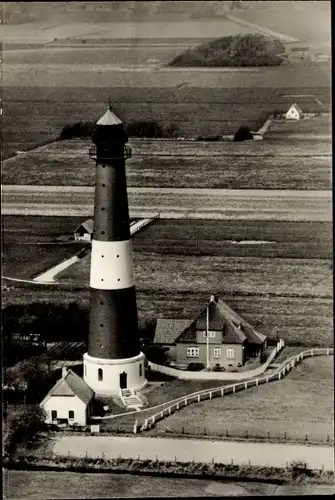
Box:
[98,368,103,381]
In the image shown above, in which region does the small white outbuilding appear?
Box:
[40,367,94,426]
[285,103,303,120]
[74,219,94,242]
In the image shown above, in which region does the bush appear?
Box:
[169,34,285,68]
[187,362,205,371]
[125,120,179,138]
[5,406,47,455]
[233,125,253,142]
[59,121,95,140]
[146,345,167,365]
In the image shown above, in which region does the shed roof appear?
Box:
[154,318,193,344]
[74,218,94,234]
[287,103,303,114]
[41,369,94,406]
[96,107,122,126]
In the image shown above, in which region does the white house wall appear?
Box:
[42,395,88,426]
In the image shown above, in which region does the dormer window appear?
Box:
[203,331,215,338]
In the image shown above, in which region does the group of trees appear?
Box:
[170,34,285,67]
[4,405,48,457]
[3,303,89,366]
[59,120,179,140]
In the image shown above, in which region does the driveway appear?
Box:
[53,436,334,471]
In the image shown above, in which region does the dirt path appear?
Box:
[53,435,334,471]
[2,186,331,222]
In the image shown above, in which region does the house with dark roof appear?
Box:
[153,295,267,370]
[74,219,94,241]
[40,367,94,426]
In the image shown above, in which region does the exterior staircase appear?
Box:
[120,388,144,411]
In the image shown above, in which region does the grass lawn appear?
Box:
[151,356,334,443]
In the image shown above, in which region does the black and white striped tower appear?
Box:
[83,107,146,396]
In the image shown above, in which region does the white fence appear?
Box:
[148,339,285,381]
[137,347,333,432]
[130,216,159,235]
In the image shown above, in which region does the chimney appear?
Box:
[62,367,68,378]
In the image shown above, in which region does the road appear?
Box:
[53,435,334,471]
[1,186,331,222]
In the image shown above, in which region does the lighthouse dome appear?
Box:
[93,106,128,145]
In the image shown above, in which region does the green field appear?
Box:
[1,469,293,499]
[2,217,332,346]
[54,219,332,346]
[2,134,331,190]
[151,356,334,443]
[3,77,330,159]
[1,216,87,279]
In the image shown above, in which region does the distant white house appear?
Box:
[285,103,303,121]
[40,367,94,426]
[74,219,94,241]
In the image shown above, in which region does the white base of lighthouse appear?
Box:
[83,352,147,397]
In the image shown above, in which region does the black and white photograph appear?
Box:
[1,1,333,498]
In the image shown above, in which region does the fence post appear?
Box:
[226,429,229,437]
[198,394,201,402]
[327,348,330,355]
[233,385,235,393]
[245,382,248,389]
[168,407,171,415]
[160,411,163,418]
[278,372,281,380]
[209,392,212,400]
[268,431,270,439]
[185,398,188,406]
[284,432,287,440]
[176,402,179,410]
[246,430,248,438]
[133,420,138,434]
[182,426,184,434]
[327,434,329,442]
[204,428,206,436]
[266,377,269,383]
[256,379,258,386]
[311,349,314,356]
[221,388,224,396]
[305,434,308,441]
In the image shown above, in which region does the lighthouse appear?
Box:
[83,107,147,397]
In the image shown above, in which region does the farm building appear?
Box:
[285,103,303,120]
[154,295,267,370]
[40,367,94,426]
[74,219,93,241]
